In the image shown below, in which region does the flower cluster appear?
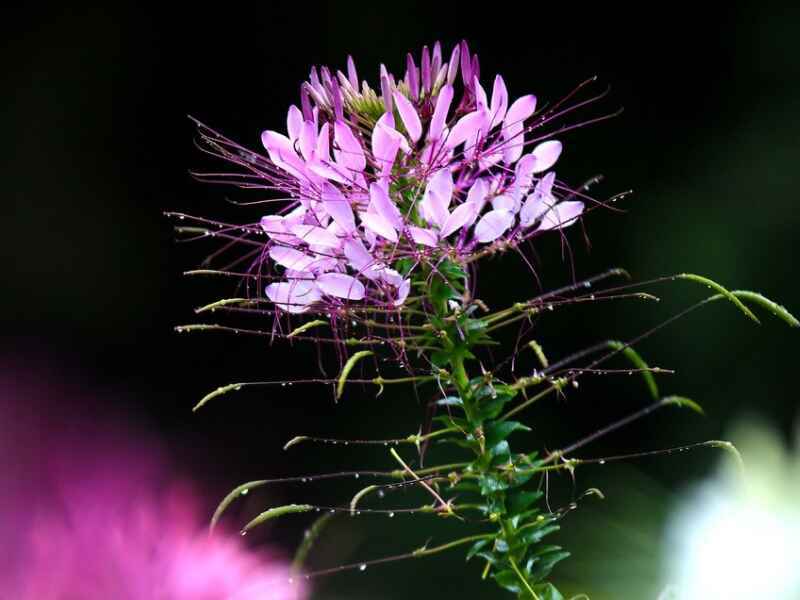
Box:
[239,41,583,313]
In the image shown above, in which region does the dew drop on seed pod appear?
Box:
[241,488,249,495]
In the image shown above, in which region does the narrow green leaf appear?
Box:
[677,273,759,324]
[661,395,705,415]
[210,479,269,531]
[292,512,335,573]
[484,421,531,447]
[287,319,328,338]
[607,341,659,400]
[193,383,243,412]
[717,290,799,328]
[195,297,252,313]
[336,350,374,400]
[241,503,315,534]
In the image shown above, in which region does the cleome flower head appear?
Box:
[192,41,587,315]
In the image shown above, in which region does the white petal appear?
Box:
[440,201,481,237]
[269,246,317,271]
[316,273,366,300]
[266,279,321,313]
[474,209,514,243]
[359,211,398,242]
[289,224,340,248]
[408,226,438,247]
[538,201,584,231]
[531,140,563,173]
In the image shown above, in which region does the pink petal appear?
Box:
[359,212,398,242]
[446,110,489,149]
[392,91,422,143]
[369,182,404,229]
[502,122,525,165]
[395,279,411,306]
[298,121,316,161]
[428,84,453,141]
[289,224,340,248]
[259,215,292,240]
[315,122,330,162]
[474,209,514,243]
[466,178,490,206]
[316,273,365,300]
[531,140,563,173]
[504,95,537,129]
[513,154,537,201]
[440,201,481,237]
[492,194,516,212]
[538,201,584,231]
[520,193,552,227]
[408,226,438,247]
[268,246,317,271]
[474,76,488,111]
[536,171,556,196]
[333,121,366,172]
[266,279,321,313]
[419,169,452,228]
[260,130,306,178]
[321,183,355,232]
[342,239,381,280]
[286,105,303,142]
[379,267,404,287]
[371,123,400,176]
[489,75,508,127]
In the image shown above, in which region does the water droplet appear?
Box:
[281,382,287,387]
[377,489,385,499]
[241,488,249,496]
[354,473,360,479]
[359,563,367,572]
[598,460,606,465]
[240,530,247,537]
[329,509,336,514]
[301,477,308,483]
[388,511,395,518]
[571,380,579,389]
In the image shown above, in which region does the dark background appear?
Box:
[3,4,799,598]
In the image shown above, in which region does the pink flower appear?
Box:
[193,40,588,316]
[0,370,307,600]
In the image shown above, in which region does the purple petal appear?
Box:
[316,273,365,300]
[440,201,481,237]
[408,226,438,247]
[428,84,454,141]
[298,120,316,161]
[289,224,340,248]
[269,246,317,271]
[266,279,321,313]
[538,201,584,231]
[535,171,556,196]
[369,182,404,229]
[474,209,514,243]
[520,193,552,227]
[346,55,358,88]
[380,64,393,113]
[392,91,422,143]
[359,211,398,242]
[513,153,537,201]
[379,267,404,287]
[333,121,366,172]
[321,183,355,232]
[446,44,460,85]
[405,53,419,100]
[531,140,562,173]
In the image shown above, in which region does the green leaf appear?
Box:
[662,395,705,415]
[484,421,531,447]
[466,538,491,561]
[507,490,543,514]
[241,503,314,534]
[210,479,269,531]
[493,569,523,594]
[677,273,759,324]
[720,290,799,327]
[336,350,373,400]
[533,582,566,600]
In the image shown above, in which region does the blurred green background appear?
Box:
[3,4,798,598]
